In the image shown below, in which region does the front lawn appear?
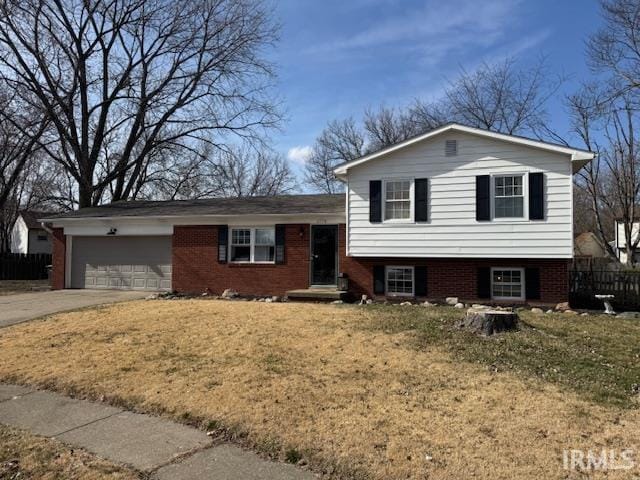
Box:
[0,424,139,479]
[0,300,637,479]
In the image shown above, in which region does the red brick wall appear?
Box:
[338,225,569,305]
[51,228,66,290]
[172,224,311,296]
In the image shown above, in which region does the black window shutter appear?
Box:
[529,172,544,220]
[373,265,385,295]
[218,225,228,263]
[476,175,491,221]
[369,180,382,223]
[525,267,541,300]
[275,224,286,264]
[414,266,428,296]
[415,178,429,222]
[477,267,491,299]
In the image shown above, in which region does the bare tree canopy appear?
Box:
[0,0,281,207]
[304,118,365,193]
[439,58,562,137]
[305,58,560,193]
[135,144,297,200]
[570,0,640,265]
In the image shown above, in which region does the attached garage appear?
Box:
[70,236,172,291]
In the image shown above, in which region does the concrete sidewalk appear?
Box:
[0,384,315,479]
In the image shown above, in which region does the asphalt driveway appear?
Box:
[0,290,148,328]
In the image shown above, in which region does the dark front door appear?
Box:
[311,225,338,286]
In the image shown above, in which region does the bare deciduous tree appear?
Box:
[0,0,280,208]
[304,58,560,193]
[137,145,297,200]
[569,0,640,265]
[304,118,365,193]
[437,58,562,138]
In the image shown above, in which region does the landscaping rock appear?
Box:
[221,289,238,299]
[564,310,578,315]
[366,299,373,305]
[271,296,281,303]
[454,302,464,309]
[471,304,490,309]
[580,312,589,316]
[331,300,343,304]
[400,301,412,306]
[445,297,459,305]
[460,307,519,335]
[546,309,553,314]
[616,311,640,319]
[423,301,436,307]
[530,307,544,314]
[145,294,158,300]
[555,302,570,311]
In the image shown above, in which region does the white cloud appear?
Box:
[307,0,523,58]
[287,145,313,165]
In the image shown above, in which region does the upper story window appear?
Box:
[493,174,524,218]
[230,227,275,263]
[384,180,411,221]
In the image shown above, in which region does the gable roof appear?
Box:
[19,210,58,229]
[333,123,596,176]
[40,194,345,221]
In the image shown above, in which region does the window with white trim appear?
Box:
[384,180,411,221]
[491,268,524,300]
[386,266,414,296]
[230,227,275,263]
[493,174,525,218]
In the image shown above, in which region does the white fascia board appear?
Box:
[333,123,596,176]
[48,213,346,232]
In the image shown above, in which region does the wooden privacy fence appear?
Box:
[0,253,51,280]
[570,269,640,310]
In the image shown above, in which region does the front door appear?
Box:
[311,225,338,286]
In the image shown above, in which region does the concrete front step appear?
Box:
[285,289,347,301]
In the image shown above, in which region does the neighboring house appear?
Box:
[573,232,611,270]
[10,210,55,254]
[41,124,595,304]
[614,219,640,264]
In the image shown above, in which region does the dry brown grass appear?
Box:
[0,423,139,479]
[0,300,638,479]
[0,280,49,296]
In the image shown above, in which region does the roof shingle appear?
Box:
[40,194,345,220]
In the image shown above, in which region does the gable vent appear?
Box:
[445,139,458,157]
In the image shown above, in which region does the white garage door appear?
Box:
[71,236,172,291]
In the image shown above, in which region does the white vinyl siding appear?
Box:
[347,131,573,258]
[386,266,414,296]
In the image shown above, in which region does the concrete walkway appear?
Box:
[0,384,315,479]
[0,290,148,328]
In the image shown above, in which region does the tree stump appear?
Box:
[461,307,519,335]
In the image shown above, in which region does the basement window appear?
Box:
[386,266,414,296]
[230,227,275,263]
[491,268,524,300]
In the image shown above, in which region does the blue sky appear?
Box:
[270,0,602,174]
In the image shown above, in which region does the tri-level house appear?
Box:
[42,124,594,305]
